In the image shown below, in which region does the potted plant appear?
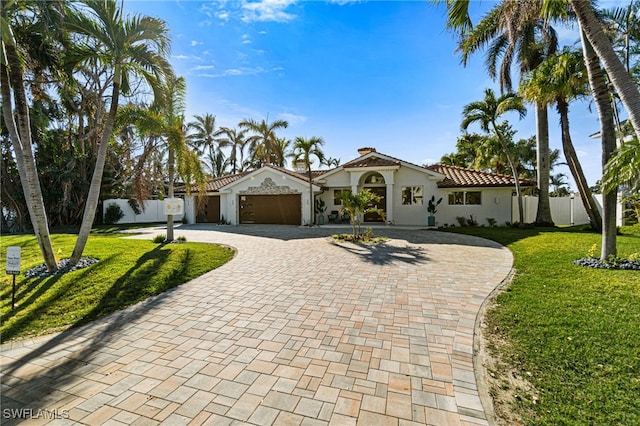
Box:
[315,198,327,225]
[427,195,442,227]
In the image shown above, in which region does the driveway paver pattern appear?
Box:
[1,225,512,425]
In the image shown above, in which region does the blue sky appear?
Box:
[125,0,625,188]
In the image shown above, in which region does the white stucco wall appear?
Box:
[103,199,185,224]
[436,188,514,227]
[221,168,314,225]
[316,166,514,227]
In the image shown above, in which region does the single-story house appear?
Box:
[178,147,533,227]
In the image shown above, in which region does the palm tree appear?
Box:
[336,190,384,240]
[65,0,172,263]
[446,0,640,147]
[550,173,570,196]
[188,113,220,157]
[580,29,618,259]
[217,127,248,174]
[566,0,640,145]
[291,136,325,226]
[461,88,527,226]
[1,1,64,271]
[273,137,291,168]
[239,117,289,167]
[457,0,557,226]
[323,157,341,168]
[520,49,603,231]
[121,76,205,241]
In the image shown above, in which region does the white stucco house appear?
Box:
[178,147,533,227]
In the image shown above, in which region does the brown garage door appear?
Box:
[196,195,220,223]
[239,194,301,225]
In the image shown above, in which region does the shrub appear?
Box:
[467,215,478,226]
[456,216,467,226]
[152,234,166,244]
[487,217,497,227]
[104,203,125,225]
[177,235,187,242]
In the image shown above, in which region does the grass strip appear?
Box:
[1,232,234,343]
[449,224,640,425]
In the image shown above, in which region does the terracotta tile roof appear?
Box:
[341,155,401,168]
[291,169,332,180]
[267,164,319,183]
[175,171,251,193]
[175,165,324,194]
[425,164,534,188]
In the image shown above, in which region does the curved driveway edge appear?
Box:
[1,225,512,426]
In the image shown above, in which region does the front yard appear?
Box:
[1,231,234,343]
[449,224,640,425]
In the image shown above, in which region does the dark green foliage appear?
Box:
[103,203,124,225]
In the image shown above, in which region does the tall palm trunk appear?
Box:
[557,99,602,232]
[535,102,554,226]
[1,31,58,272]
[308,168,314,226]
[571,0,640,144]
[580,30,617,259]
[71,81,120,263]
[166,147,175,241]
[493,122,525,227]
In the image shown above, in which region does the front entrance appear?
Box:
[239,194,301,225]
[364,186,386,222]
[196,195,220,223]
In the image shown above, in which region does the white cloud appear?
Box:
[197,66,266,78]
[216,10,230,21]
[241,0,297,23]
[278,112,307,126]
[173,54,205,62]
[190,40,203,47]
[242,34,252,44]
[192,65,216,71]
[328,0,361,5]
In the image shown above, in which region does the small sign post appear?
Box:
[163,198,184,216]
[6,246,21,309]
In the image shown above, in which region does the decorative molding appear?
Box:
[239,177,300,195]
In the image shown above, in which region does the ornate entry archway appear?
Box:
[363,172,386,222]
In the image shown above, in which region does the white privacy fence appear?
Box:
[512,194,624,226]
[103,199,184,224]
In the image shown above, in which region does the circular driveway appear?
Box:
[1,225,512,425]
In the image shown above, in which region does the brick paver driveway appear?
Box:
[1,225,512,425]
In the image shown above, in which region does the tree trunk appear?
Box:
[308,168,315,226]
[1,33,58,272]
[534,102,554,226]
[571,0,640,145]
[71,82,120,263]
[494,122,525,227]
[166,147,175,241]
[557,99,602,231]
[580,30,617,259]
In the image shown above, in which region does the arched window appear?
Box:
[364,172,384,185]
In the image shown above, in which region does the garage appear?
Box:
[239,194,301,225]
[196,195,220,223]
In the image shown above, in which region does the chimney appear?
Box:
[295,159,306,172]
[357,147,376,156]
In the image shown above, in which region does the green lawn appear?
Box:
[1,231,234,343]
[449,224,640,425]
